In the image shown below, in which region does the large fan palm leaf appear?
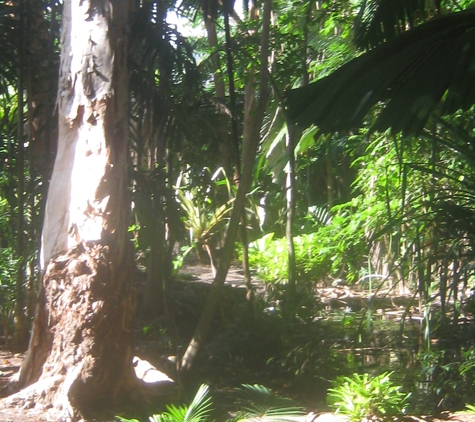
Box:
[285,9,475,136]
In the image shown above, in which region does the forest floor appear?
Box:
[0,347,473,421]
[0,264,474,421]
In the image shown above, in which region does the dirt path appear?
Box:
[0,350,55,421]
[179,264,267,293]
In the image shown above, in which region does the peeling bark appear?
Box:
[41,0,129,268]
[18,244,138,420]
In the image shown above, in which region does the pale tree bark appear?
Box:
[180,0,271,372]
[2,1,173,419]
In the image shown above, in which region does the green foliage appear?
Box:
[327,372,410,421]
[246,233,287,282]
[175,168,233,250]
[462,404,475,413]
[176,186,233,246]
[248,132,416,285]
[172,245,194,275]
[286,8,475,135]
[417,349,475,411]
[247,220,364,284]
[0,246,19,333]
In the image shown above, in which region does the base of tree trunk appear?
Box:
[0,371,175,422]
[0,243,175,421]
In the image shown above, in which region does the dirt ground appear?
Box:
[0,349,53,421]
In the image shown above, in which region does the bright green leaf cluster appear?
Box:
[327,372,410,421]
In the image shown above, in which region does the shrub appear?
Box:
[327,371,410,421]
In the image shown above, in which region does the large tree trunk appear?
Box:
[18,244,137,419]
[1,1,173,419]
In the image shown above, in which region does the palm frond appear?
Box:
[148,384,213,422]
[308,205,332,226]
[175,185,233,241]
[233,384,305,422]
[183,384,213,422]
[285,9,475,136]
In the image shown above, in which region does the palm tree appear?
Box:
[128,1,204,318]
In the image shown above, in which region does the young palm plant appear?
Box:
[175,168,234,276]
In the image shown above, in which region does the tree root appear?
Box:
[0,357,176,422]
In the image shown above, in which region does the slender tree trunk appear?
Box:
[285,122,297,308]
[4,2,173,419]
[282,3,311,308]
[180,0,271,372]
[143,135,165,319]
[205,7,254,305]
[223,9,254,308]
[240,225,254,305]
[205,17,233,174]
[13,79,29,350]
[144,226,165,317]
[326,135,334,207]
[143,3,172,319]
[205,18,225,100]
